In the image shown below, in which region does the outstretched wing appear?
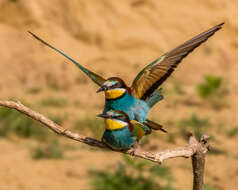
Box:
[28,31,106,86]
[131,23,224,100]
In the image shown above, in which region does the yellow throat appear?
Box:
[104,88,126,99]
[105,119,128,130]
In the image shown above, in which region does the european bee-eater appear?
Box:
[97,110,160,150]
[29,23,223,123]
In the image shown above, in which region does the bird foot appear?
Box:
[129,142,141,156]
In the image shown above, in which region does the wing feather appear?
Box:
[131,23,224,100]
[28,31,106,86]
[130,120,148,139]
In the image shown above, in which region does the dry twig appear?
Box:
[0,100,209,190]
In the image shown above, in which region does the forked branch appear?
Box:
[0,100,209,190]
[0,100,209,163]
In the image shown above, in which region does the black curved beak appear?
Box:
[96,85,108,93]
[96,113,110,118]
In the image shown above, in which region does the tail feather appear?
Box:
[144,119,167,133]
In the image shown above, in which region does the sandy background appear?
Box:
[0,0,238,190]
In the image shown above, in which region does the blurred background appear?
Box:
[0,0,237,190]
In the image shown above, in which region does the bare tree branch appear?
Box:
[0,100,209,189]
[0,100,208,164]
[192,135,209,190]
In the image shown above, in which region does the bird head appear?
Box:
[97,110,130,130]
[96,77,129,99]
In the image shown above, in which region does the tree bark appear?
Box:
[192,135,209,190]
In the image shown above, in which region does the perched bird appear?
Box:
[97,110,157,151]
[29,23,224,124]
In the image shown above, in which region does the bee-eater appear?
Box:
[97,110,160,150]
[29,23,223,123]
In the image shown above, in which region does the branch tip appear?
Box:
[200,134,210,145]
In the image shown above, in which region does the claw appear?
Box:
[129,141,141,156]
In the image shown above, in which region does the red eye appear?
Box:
[115,83,120,87]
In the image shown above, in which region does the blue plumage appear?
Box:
[102,128,136,150]
[98,110,151,150]
[103,91,151,122]
[146,88,164,108]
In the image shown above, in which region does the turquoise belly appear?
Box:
[104,92,150,122]
[102,127,137,150]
